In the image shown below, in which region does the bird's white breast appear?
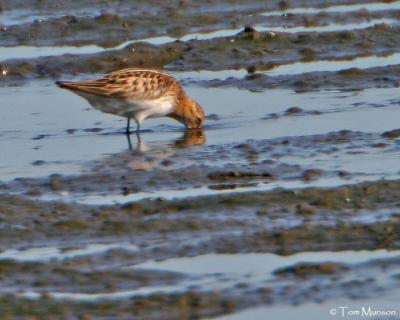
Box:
[78,91,176,123]
[126,95,176,123]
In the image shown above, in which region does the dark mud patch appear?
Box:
[207,171,274,181]
[274,262,349,277]
[208,182,258,191]
[382,128,400,139]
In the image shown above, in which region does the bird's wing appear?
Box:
[56,69,179,100]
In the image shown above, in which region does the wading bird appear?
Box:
[56,68,205,133]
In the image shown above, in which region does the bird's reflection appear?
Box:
[122,129,206,171]
[126,129,205,151]
[174,129,206,148]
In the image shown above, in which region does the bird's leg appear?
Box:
[126,118,131,134]
[126,132,133,150]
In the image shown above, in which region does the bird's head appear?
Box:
[172,95,205,129]
[184,97,205,129]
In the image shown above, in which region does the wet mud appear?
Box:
[2,178,400,248]
[2,23,400,93]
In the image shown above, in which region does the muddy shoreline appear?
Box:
[1,178,400,319]
[2,24,400,93]
[1,129,397,196]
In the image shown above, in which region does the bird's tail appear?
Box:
[55,79,109,94]
[55,81,75,89]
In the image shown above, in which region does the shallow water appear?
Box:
[1,82,400,184]
[0,242,138,262]
[176,52,400,81]
[0,8,99,26]
[131,250,400,275]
